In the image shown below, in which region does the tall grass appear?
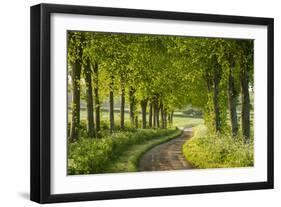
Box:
[183,124,254,168]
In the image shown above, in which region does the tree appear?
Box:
[93,62,101,133]
[140,99,148,128]
[68,32,84,141]
[129,87,136,127]
[237,40,253,141]
[148,101,153,128]
[219,40,240,137]
[212,58,222,132]
[120,75,126,129]
[84,56,95,137]
[228,63,239,137]
[109,76,114,133]
[86,33,108,134]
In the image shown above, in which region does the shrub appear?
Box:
[182,124,254,168]
[68,128,178,174]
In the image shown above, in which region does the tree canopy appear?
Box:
[67,31,254,141]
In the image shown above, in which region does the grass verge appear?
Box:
[182,124,254,168]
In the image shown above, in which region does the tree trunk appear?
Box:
[85,58,94,137]
[149,102,153,128]
[160,101,164,129]
[153,96,159,128]
[120,79,125,130]
[141,99,148,129]
[93,63,100,133]
[129,87,136,127]
[171,111,174,126]
[241,65,250,141]
[135,115,139,129]
[70,60,82,141]
[153,101,156,128]
[168,113,171,126]
[164,108,167,129]
[109,77,114,133]
[155,96,160,128]
[156,108,160,128]
[213,64,221,133]
[228,68,238,137]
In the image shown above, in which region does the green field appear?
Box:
[68,108,204,129]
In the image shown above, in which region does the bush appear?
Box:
[68,128,178,174]
[182,125,254,168]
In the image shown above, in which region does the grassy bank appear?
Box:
[182,124,254,168]
[68,128,180,175]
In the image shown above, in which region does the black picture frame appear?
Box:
[30,3,274,204]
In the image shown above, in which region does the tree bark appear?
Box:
[241,64,250,141]
[155,96,160,128]
[93,62,100,133]
[135,115,139,129]
[149,102,153,128]
[153,96,159,128]
[70,60,82,141]
[160,101,164,129]
[153,100,156,128]
[228,68,238,137]
[164,108,167,129]
[129,87,136,127]
[213,64,221,133]
[141,99,148,129]
[120,78,125,130]
[85,57,94,137]
[109,77,114,133]
[156,109,160,128]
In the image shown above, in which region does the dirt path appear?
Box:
[138,128,194,171]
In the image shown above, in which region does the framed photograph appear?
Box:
[30,3,274,203]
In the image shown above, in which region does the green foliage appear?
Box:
[183,125,254,168]
[68,128,179,174]
[68,31,254,135]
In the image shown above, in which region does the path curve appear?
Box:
[138,128,194,171]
